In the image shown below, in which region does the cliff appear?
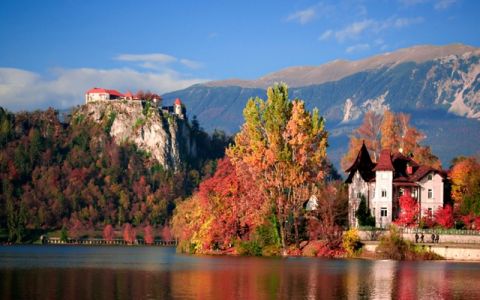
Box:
[75,101,196,170]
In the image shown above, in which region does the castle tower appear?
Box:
[174,98,183,118]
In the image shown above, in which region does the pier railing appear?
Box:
[45,237,177,246]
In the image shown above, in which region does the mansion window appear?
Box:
[381,207,387,217]
[399,188,404,196]
[428,189,433,199]
[428,174,433,181]
[381,189,387,198]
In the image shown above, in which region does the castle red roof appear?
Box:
[373,149,395,171]
[86,87,107,94]
[105,89,124,97]
[175,98,182,105]
[86,88,124,97]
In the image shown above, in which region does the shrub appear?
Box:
[377,226,441,260]
[343,228,363,257]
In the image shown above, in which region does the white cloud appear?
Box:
[319,29,333,41]
[0,67,209,111]
[115,53,176,64]
[325,16,423,42]
[434,0,457,10]
[180,59,203,69]
[115,52,203,70]
[346,43,371,53]
[392,16,424,28]
[286,8,316,24]
[334,19,376,42]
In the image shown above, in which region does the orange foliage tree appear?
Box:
[342,109,441,170]
[450,156,480,217]
[123,223,136,244]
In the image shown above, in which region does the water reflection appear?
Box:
[1,246,480,299]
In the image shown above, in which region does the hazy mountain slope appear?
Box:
[163,44,480,170]
[206,44,477,89]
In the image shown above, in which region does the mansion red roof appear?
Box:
[373,149,395,171]
[345,145,445,185]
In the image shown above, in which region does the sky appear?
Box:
[0,0,479,111]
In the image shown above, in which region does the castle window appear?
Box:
[428,189,433,199]
[381,189,387,198]
[381,207,387,217]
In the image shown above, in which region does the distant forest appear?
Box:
[0,107,231,242]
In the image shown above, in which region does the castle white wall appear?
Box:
[86,92,109,103]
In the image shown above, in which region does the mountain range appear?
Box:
[162,44,480,171]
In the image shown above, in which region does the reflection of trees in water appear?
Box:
[2,259,480,299]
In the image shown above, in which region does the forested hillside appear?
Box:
[0,106,230,242]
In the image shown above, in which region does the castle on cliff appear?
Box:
[85,87,185,119]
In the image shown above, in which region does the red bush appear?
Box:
[103,224,114,241]
[434,205,454,229]
[123,223,136,244]
[144,225,155,245]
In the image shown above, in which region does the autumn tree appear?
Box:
[103,224,114,241]
[394,193,418,227]
[341,111,383,170]
[450,156,480,216]
[227,83,329,252]
[342,109,441,170]
[434,205,454,229]
[123,223,136,244]
[143,225,154,245]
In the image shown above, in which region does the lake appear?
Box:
[1,245,480,299]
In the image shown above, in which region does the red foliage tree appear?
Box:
[160,225,173,241]
[123,223,136,244]
[103,224,114,241]
[434,205,454,229]
[394,194,418,227]
[143,225,155,245]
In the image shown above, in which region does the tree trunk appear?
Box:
[277,210,287,255]
[293,211,300,249]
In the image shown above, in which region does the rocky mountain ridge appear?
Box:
[163,44,480,169]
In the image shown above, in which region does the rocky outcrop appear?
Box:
[76,101,196,170]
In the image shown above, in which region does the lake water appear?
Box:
[2,246,480,299]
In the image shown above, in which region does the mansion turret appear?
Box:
[345,143,448,228]
[85,88,186,119]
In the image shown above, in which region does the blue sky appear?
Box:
[0,0,479,110]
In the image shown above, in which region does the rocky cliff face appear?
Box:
[76,101,196,170]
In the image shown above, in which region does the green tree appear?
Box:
[355,195,375,227]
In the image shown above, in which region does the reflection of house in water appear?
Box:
[345,143,448,228]
[85,88,186,119]
[371,260,397,299]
